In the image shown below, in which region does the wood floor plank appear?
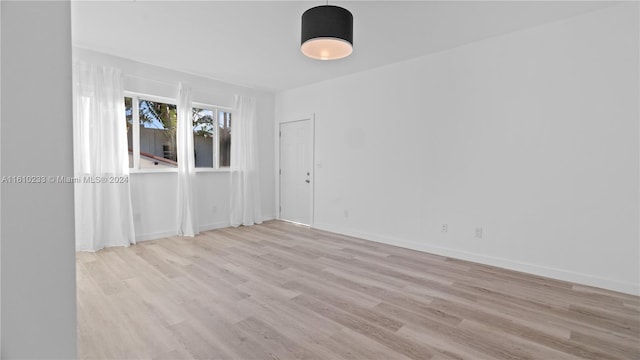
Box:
[234,296,359,360]
[78,220,640,359]
[282,280,404,332]
[235,316,321,360]
[570,330,640,359]
[291,294,435,360]
[429,298,617,360]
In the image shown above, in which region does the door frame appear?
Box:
[276,114,315,226]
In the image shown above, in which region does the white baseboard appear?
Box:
[201,214,276,231]
[135,214,277,242]
[199,221,230,232]
[135,230,176,242]
[262,213,275,222]
[135,222,233,241]
[312,222,639,296]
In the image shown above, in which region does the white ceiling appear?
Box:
[71,1,615,91]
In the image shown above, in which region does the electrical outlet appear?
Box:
[442,224,448,233]
[475,227,483,239]
[212,205,217,213]
[344,209,349,218]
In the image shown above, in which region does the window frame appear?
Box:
[192,102,233,171]
[125,91,232,174]
[215,108,233,169]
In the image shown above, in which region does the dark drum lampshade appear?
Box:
[301,5,353,60]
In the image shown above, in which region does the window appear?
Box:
[218,110,232,167]
[125,92,231,170]
[138,99,177,168]
[124,96,133,168]
[192,106,232,168]
[193,107,215,168]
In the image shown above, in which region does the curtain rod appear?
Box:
[124,73,177,87]
[123,75,232,110]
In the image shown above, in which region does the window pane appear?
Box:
[138,99,178,168]
[125,97,133,168]
[193,108,215,168]
[219,111,231,167]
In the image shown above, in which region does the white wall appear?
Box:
[276,4,639,295]
[74,48,276,241]
[1,2,77,357]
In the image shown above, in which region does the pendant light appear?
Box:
[301,3,353,60]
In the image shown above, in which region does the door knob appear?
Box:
[305,180,310,183]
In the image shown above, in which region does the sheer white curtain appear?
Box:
[176,83,199,236]
[230,95,262,226]
[73,63,136,251]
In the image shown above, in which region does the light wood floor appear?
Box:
[77,221,640,360]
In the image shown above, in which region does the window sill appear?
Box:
[195,168,231,173]
[129,168,231,174]
[129,168,177,174]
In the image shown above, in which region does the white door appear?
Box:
[279,119,313,225]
